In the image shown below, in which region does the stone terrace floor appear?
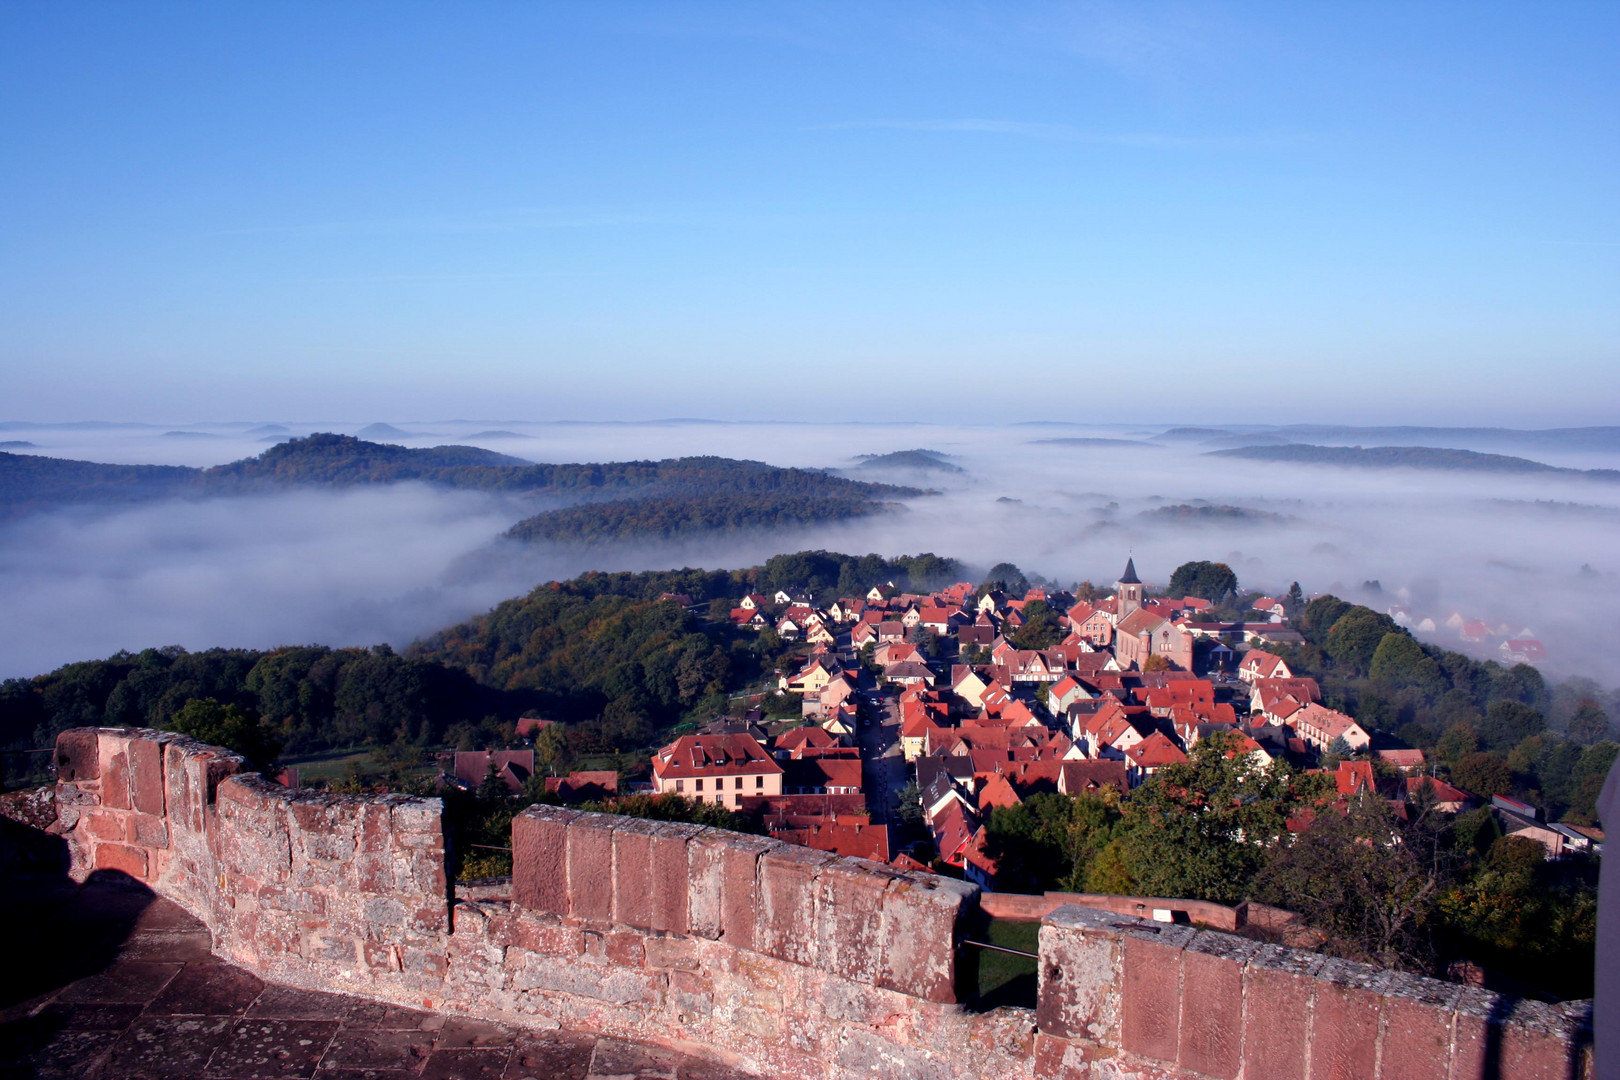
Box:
[0,874,757,1080]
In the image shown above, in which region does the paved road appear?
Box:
[858,692,907,832]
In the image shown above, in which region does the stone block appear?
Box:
[94,841,148,879]
[257,885,328,915]
[566,812,617,925]
[84,808,128,842]
[1033,1032,1088,1080]
[605,931,646,968]
[300,923,359,968]
[611,817,661,930]
[877,872,977,1004]
[668,967,715,1023]
[1375,974,1459,1080]
[1496,999,1582,1080]
[506,950,662,1006]
[128,736,168,816]
[644,935,701,971]
[694,831,777,948]
[1119,924,1194,1064]
[648,821,702,934]
[364,896,408,931]
[1450,986,1498,1080]
[757,844,834,966]
[354,803,399,892]
[55,728,100,782]
[1037,907,1123,1044]
[129,812,169,848]
[501,912,584,958]
[99,734,132,810]
[1309,958,1384,1080]
[407,850,448,899]
[1178,932,1255,1080]
[390,798,441,834]
[512,805,579,916]
[817,857,894,986]
[1242,943,1325,1080]
[364,939,402,972]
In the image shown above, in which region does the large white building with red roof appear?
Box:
[651,733,784,807]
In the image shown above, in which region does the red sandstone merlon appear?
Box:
[1035,905,1593,1080]
[512,804,581,916]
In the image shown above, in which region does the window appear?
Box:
[695,778,704,792]
[735,776,743,790]
[675,780,684,793]
[755,775,764,788]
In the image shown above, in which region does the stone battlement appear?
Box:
[45,727,1594,1079]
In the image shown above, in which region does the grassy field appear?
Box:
[279,747,438,788]
[969,915,1039,1009]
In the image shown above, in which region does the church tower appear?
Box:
[1116,557,1143,620]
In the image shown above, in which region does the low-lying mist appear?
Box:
[3,420,1618,687]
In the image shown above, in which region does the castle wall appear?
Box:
[48,727,1593,1080]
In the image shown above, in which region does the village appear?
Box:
[456,557,1596,895]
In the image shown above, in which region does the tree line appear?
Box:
[983,734,1598,999]
[505,493,890,544]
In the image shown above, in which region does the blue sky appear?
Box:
[2,2,1616,424]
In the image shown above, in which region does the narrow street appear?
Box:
[858,690,906,832]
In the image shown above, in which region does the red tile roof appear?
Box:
[653,734,783,780]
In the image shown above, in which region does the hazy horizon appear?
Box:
[4,418,1618,689]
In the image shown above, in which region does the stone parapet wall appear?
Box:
[44,728,1594,1080]
[511,805,973,1002]
[52,727,451,1006]
[1036,905,1593,1080]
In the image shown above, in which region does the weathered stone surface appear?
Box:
[817,856,894,986]
[98,732,133,811]
[710,831,779,950]
[1242,943,1324,1080]
[1037,906,1123,1044]
[648,820,703,935]
[127,736,168,817]
[1119,922,1196,1064]
[757,844,834,966]
[55,728,100,782]
[512,805,578,916]
[566,812,617,925]
[1375,973,1459,1080]
[611,816,661,930]
[37,727,1600,1080]
[1309,958,1385,1080]
[1178,932,1255,1080]
[94,841,149,880]
[877,873,977,1004]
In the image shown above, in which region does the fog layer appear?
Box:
[2,421,1617,685]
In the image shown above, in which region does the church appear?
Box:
[1108,557,1196,671]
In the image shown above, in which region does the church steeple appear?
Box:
[1116,558,1143,619]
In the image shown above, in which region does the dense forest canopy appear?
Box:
[0,551,960,777]
[505,493,893,543]
[1268,594,1618,823]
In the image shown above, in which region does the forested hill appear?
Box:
[0,552,962,766]
[1208,443,1620,480]
[0,452,196,517]
[203,433,533,483]
[0,434,922,517]
[505,493,893,543]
